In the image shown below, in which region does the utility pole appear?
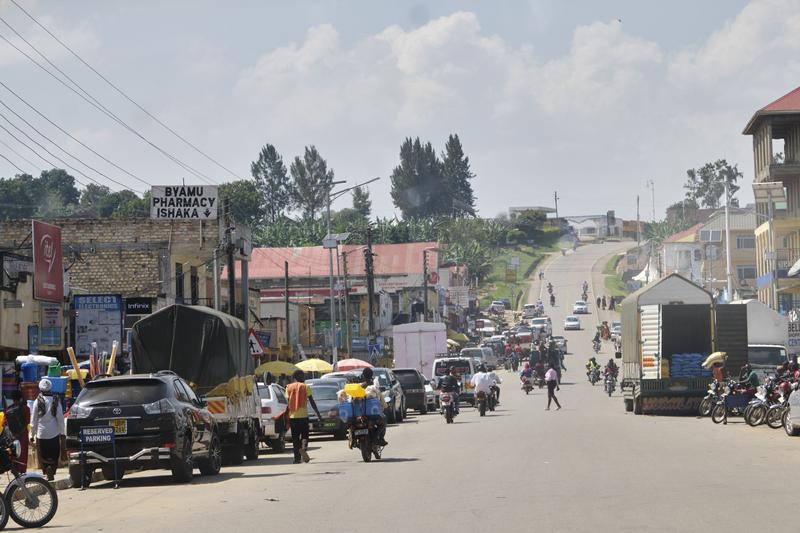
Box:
[422,250,429,322]
[326,192,337,361]
[636,195,641,247]
[648,179,656,222]
[284,261,290,346]
[212,247,220,310]
[224,198,236,315]
[724,180,733,301]
[365,227,376,339]
[342,252,351,356]
[554,191,560,221]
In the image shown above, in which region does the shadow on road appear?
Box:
[377,457,418,463]
[87,469,294,489]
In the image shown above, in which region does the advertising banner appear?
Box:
[32,220,63,302]
[74,295,123,357]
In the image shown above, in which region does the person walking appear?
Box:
[601,295,607,310]
[596,296,602,308]
[30,378,64,480]
[285,369,322,464]
[4,390,30,473]
[609,297,616,311]
[545,364,561,411]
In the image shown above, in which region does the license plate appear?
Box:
[323,421,337,429]
[353,429,368,436]
[109,419,127,435]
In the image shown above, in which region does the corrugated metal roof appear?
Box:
[664,223,702,243]
[700,210,757,231]
[230,241,440,280]
[743,86,800,134]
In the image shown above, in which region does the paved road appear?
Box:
[51,243,799,532]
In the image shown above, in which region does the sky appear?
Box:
[1,0,799,221]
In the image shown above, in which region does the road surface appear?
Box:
[50,242,799,533]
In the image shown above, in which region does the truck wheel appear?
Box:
[783,409,800,436]
[245,427,259,461]
[199,433,222,475]
[268,431,286,452]
[624,399,633,412]
[224,438,244,465]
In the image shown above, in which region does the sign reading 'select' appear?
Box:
[150,185,218,220]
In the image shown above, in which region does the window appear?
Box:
[736,235,755,249]
[181,380,199,404]
[737,265,756,280]
[699,229,722,242]
[175,263,184,303]
[693,249,702,261]
[583,227,597,235]
[190,266,199,305]
[275,386,287,404]
[173,380,189,402]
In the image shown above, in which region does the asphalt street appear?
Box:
[48,243,799,533]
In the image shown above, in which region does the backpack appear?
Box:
[4,404,25,436]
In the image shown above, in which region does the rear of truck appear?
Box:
[203,377,261,464]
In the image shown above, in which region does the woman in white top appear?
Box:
[30,378,65,480]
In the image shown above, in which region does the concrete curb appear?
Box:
[52,471,105,491]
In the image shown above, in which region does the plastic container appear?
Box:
[365,398,383,418]
[344,383,366,399]
[20,383,39,401]
[338,402,353,422]
[49,376,67,394]
[21,360,39,383]
[47,361,62,377]
[352,399,366,417]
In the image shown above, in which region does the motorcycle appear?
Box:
[604,373,616,397]
[547,284,553,295]
[711,381,755,425]
[476,391,488,416]
[592,340,601,354]
[347,400,384,463]
[488,387,498,411]
[0,427,58,528]
[744,379,779,426]
[588,368,600,386]
[439,391,457,424]
[699,379,721,417]
[550,295,556,307]
[521,377,533,395]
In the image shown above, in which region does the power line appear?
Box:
[0,81,151,188]
[0,23,218,185]
[0,151,24,173]
[9,0,242,182]
[0,97,146,192]
[0,122,89,188]
[0,137,41,171]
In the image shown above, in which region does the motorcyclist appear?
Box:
[586,357,600,378]
[437,367,461,414]
[738,363,759,391]
[547,282,553,294]
[520,362,534,382]
[605,358,619,379]
[470,365,494,405]
[487,367,503,404]
[360,368,388,446]
[550,294,555,307]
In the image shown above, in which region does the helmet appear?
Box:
[39,377,52,392]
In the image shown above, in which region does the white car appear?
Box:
[490,300,506,313]
[425,382,437,411]
[563,315,581,331]
[551,335,568,353]
[530,317,552,336]
[256,382,289,451]
[573,300,589,314]
[610,321,622,340]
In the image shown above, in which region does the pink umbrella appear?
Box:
[335,358,374,372]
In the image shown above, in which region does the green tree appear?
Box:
[112,190,149,218]
[441,134,476,216]
[684,159,742,209]
[251,144,294,223]
[390,138,449,218]
[510,209,547,242]
[0,173,37,220]
[290,146,333,220]
[352,186,371,219]
[665,198,699,230]
[219,180,265,227]
[80,183,111,208]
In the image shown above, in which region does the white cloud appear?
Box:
[0,10,99,68]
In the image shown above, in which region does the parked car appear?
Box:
[307,382,347,439]
[372,368,407,423]
[610,321,622,340]
[551,335,568,354]
[393,368,429,414]
[522,304,538,319]
[530,317,552,336]
[572,300,589,314]
[256,382,288,451]
[66,372,221,486]
[320,371,362,384]
[490,300,505,313]
[308,376,348,390]
[563,315,581,330]
[425,382,437,412]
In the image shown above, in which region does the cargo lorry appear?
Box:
[131,305,261,464]
[730,299,789,381]
[392,322,447,380]
[620,274,747,415]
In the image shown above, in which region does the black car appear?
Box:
[307,382,347,439]
[392,368,428,414]
[66,371,221,486]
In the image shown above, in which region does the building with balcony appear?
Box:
[743,86,800,311]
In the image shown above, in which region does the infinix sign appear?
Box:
[150,185,218,220]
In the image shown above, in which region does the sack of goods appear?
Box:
[669,353,712,378]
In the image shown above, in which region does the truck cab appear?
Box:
[748,344,788,382]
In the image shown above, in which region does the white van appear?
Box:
[433,357,479,404]
[522,304,538,319]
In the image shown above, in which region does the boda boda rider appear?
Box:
[738,363,759,392]
[360,368,388,446]
[437,367,461,414]
[520,362,534,381]
[586,357,600,377]
[605,359,619,378]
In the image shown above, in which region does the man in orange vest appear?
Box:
[286,369,322,464]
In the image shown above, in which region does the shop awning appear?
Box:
[447,330,469,343]
[788,257,800,278]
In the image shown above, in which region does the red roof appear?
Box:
[664,223,702,243]
[743,86,800,134]
[231,242,440,280]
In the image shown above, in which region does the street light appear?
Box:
[324,177,380,361]
[752,181,786,311]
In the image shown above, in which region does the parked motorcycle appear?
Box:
[0,427,58,528]
[744,379,779,426]
[439,392,457,424]
[476,391,488,416]
[699,379,721,417]
[711,381,754,425]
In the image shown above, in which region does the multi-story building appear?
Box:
[743,86,800,311]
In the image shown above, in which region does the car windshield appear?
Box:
[575,301,585,305]
[749,346,788,366]
[461,348,483,358]
[372,370,391,387]
[532,318,548,325]
[309,386,339,401]
[257,383,272,400]
[566,317,578,322]
[78,379,167,406]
